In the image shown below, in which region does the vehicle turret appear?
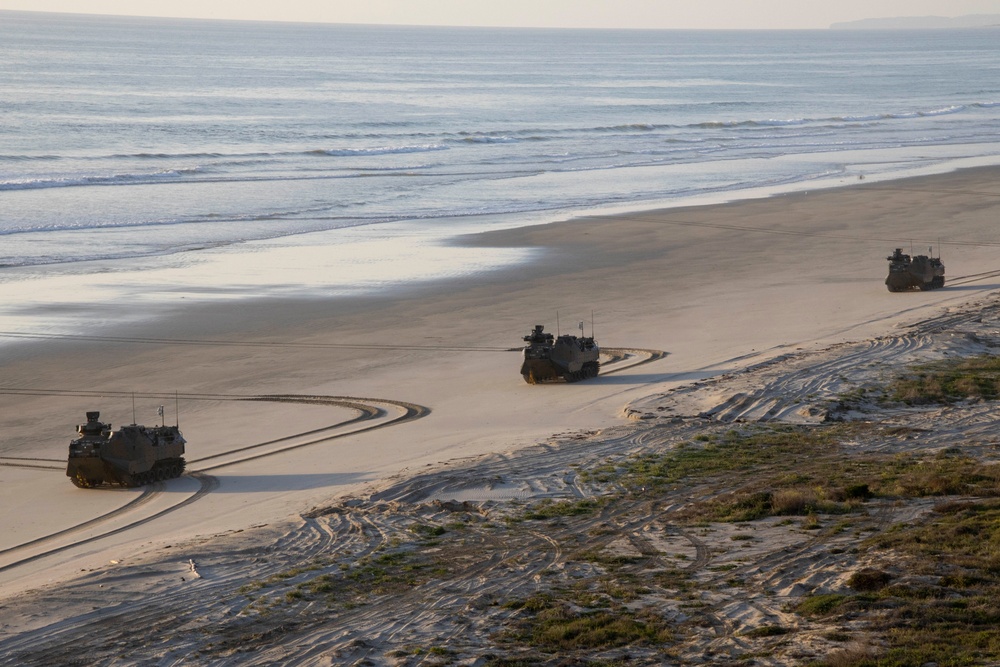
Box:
[886,247,944,292]
[67,410,186,488]
[520,324,600,383]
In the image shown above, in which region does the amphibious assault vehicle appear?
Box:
[66,411,186,488]
[885,247,945,292]
[520,324,600,384]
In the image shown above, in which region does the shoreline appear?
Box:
[3,160,1000,350]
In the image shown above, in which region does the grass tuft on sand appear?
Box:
[888,353,1000,404]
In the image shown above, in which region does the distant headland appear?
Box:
[831,14,1000,29]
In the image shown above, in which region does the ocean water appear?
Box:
[1,11,999,332]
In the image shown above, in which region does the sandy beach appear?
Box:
[2,166,1000,664]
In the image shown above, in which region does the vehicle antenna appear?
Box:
[175,390,180,428]
[591,310,595,338]
[132,392,136,426]
[556,311,560,336]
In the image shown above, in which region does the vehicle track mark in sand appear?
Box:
[0,393,429,577]
[369,531,532,666]
[560,500,744,647]
[247,522,539,667]
[698,335,928,422]
[0,476,215,574]
[0,330,516,353]
[946,268,1000,288]
[12,295,1000,664]
[0,512,375,666]
[632,326,967,424]
[188,395,430,472]
[600,347,668,375]
[215,449,579,666]
[1,390,429,474]
[0,484,164,566]
[0,458,64,470]
[187,397,380,467]
[631,282,1000,422]
[674,525,712,572]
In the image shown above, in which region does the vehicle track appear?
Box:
[0,351,657,584]
[302,531,531,666]
[0,457,63,470]
[634,305,999,424]
[944,268,1000,288]
[0,474,221,575]
[0,484,163,564]
[0,393,429,576]
[0,330,516,352]
[697,335,931,422]
[223,509,567,666]
[191,395,428,471]
[13,302,1000,664]
[624,272,1000,418]
[173,424,681,664]
[0,512,373,666]
[255,423,720,665]
[600,347,668,375]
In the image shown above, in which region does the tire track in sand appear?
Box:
[0,393,429,577]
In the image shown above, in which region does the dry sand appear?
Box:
[2,166,1000,664]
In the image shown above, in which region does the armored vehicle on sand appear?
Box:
[66,411,186,488]
[885,248,945,292]
[520,324,600,384]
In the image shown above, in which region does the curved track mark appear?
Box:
[0,481,176,574]
[0,485,163,563]
[600,347,669,376]
[0,394,429,574]
[192,396,428,472]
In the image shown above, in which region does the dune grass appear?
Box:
[887,353,1000,404]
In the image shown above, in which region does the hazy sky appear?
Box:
[2,0,1000,29]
